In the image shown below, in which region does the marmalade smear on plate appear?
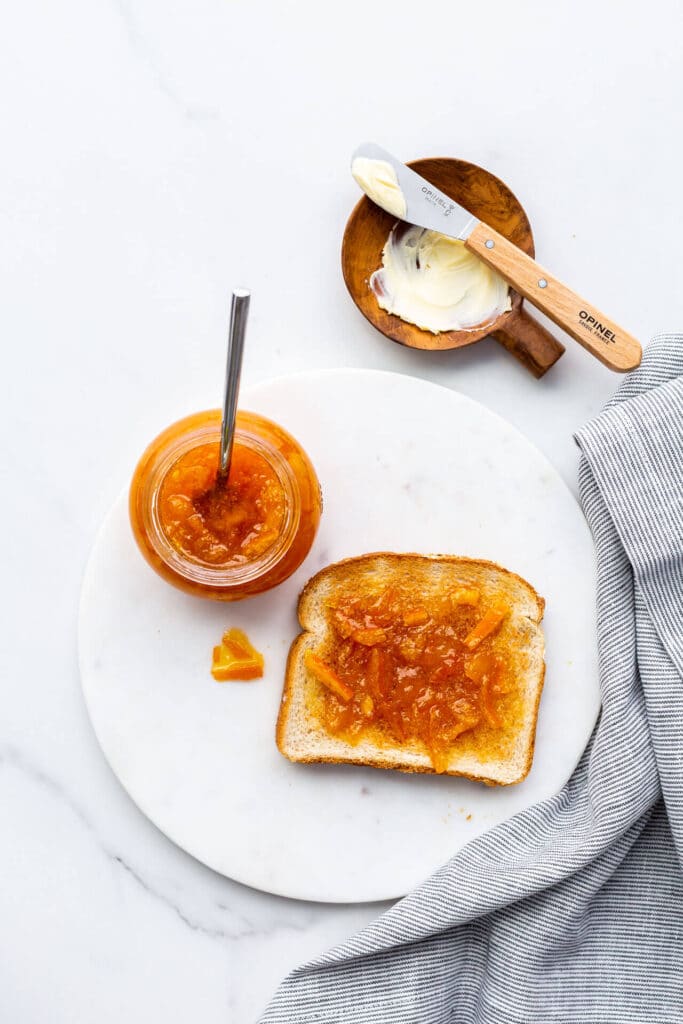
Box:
[306,584,514,773]
[212,628,264,681]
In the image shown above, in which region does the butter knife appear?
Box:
[352,143,641,372]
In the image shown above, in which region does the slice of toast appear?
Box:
[276,553,545,785]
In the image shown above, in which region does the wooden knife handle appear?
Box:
[465,223,642,372]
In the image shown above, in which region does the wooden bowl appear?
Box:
[341,157,565,378]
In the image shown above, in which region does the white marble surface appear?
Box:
[2,1,682,1020]
[79,371,599,903]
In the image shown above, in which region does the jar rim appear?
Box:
[138,422,301,589]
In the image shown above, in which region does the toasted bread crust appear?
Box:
[276,553,545,785]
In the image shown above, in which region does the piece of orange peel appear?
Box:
[211,628,264,681]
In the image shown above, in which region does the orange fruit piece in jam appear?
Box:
[211,628,264,681]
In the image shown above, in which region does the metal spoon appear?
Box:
[217,288,250,482]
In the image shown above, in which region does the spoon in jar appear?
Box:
[217,288,251,483]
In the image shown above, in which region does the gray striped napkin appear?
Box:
[260,335,683,1024]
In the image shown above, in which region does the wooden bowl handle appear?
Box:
[466,224,641,371]
[490,307,565,378]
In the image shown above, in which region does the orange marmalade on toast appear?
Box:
[305,583,517,773]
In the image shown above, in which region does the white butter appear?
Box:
[371,224,511,333]
[351,157,407,220]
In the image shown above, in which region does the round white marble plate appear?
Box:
[79,370,599,903]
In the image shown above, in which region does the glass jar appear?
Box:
[129,409,322,600]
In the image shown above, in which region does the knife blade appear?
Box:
[352,142,478,240]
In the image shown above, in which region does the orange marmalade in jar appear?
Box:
[129,410,322,599]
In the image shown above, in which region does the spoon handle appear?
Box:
[219,289,250,479]
[465,225,641,372]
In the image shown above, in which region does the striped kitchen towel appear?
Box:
[259,334,683,1024]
